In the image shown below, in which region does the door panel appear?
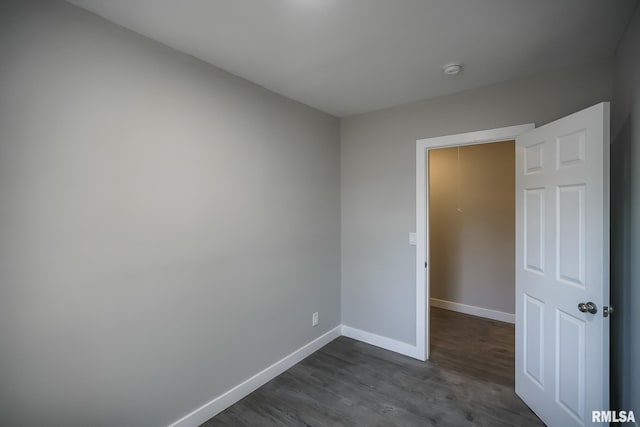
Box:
[524,188,545,273]
[556,309,585,422]
[556,184,585,286]
[516,103,609,427]
[524,294,545,388]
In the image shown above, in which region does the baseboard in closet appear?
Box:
[430,298,515,324]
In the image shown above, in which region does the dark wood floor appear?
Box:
[430,307,517,388]
[203,308,544,426]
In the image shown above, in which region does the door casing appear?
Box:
[415,123,534,360]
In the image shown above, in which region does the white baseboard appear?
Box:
[168,326,341,427]
[341,325,421,360]
[430,298,515,324]
[174,315,523,426]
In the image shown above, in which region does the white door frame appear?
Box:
[415,123,535,360]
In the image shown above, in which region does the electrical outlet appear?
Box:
[312,312,319,326]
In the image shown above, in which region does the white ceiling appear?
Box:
[66,0,637,117]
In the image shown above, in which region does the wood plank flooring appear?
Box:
[203,308,544,426]
[429,307,517,388]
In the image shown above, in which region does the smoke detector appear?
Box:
[443,63,462,75]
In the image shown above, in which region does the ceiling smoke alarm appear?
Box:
[443,63,462,75]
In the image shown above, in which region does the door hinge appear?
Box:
[425,261,428,268]
[603,305,614,317]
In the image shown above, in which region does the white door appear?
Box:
[515,103,610,427]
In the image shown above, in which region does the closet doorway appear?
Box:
[428,141,516,386]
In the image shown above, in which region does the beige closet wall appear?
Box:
[429,141,515,315]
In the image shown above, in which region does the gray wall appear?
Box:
[429,141,515,315]
[611,3,640,416]
[0,1,341,426]
[341,59,613,345]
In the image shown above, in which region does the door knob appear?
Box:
[578,301,597,314]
